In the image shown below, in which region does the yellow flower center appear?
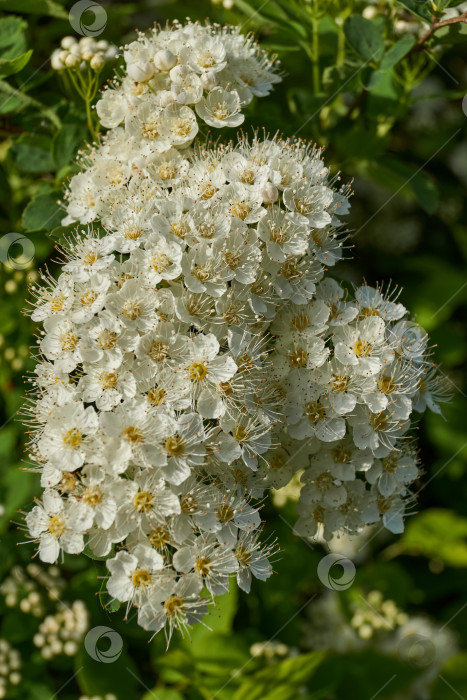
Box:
[288,349,307,367]
[354,340,371,357]
[195,557,211,576]
[100,371,118,389]
[50,294,66,311]
[148,342,169,362]
[123,301,141,319]
[165,436,185,456]
[83,486,103,506]
[379,375,396,394]
[332,375,349,392]
[48,516,65,536]
[332,447,351,463]
[149,527,170,548]
[132,570,151,587]
[216,504,234,522]
[188,362,208,382]
[63,429,82,448]
[121,426,144,443]
[98,330,117,349]
[80,290,97,306]
[180,493,196,513]
[306,401,325,423]
[360,307,379,317]
[235,544,252,565]
[60,332,78,351]
[165,596,184,616]
[151,253,171,272]
[133,491,153,512]
[147,387,166,406]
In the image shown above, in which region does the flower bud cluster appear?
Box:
[33,600,89,660]
[1,563,65,615]
[0,640,21,699]
[24,20,446,643]
[51,36,118,71]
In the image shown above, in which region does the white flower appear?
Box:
[196,88,244,128]
[26,489,92,563]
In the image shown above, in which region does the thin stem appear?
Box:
[410,10,467,54]
[311,11,320,94]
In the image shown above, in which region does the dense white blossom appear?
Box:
[23,20,447,643]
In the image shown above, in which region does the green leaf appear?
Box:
[399,509,467,566]
[0,15,27,49]
[0,79,60,125]
[0,49,32,76]
[344,16,385,63]
[396,0,436,21]
[10,134,55,173]
[53,122,87,170]
[233,652,325,700]
[380,35,415,70]
[22,191,63,231]
[0,0,68,18]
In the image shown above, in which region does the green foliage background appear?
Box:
[0,0,466,698]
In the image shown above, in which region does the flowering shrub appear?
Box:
[22,19,448,643]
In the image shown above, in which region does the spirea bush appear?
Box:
[23,20,447,643]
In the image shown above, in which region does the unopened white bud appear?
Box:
[61,36,77,50]
[90,54,105,70]
[65,54,79,68]
[154,49,177,72]
[127,61,155,82]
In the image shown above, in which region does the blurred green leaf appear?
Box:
[0,0,68,18]
[397,0,435,21]
[22,191,62,231]
[10,134,55,172]
[380,35,415,70]
[233,652,324,700]
[399,509,467,566]
[52,122,87,170]
[344,16,385,62]
[0,49,32,76]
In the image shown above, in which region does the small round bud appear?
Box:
[60,36,77,50]
[81,50,94,62]
[154,49,177,72]
[127,61,155,82]
[90,54,105,71]
[65,54,79,68]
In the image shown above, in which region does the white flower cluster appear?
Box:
[51,36,118,72]
[0,639,21,699]
[33,600,89,660]
[24,20,446,642]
